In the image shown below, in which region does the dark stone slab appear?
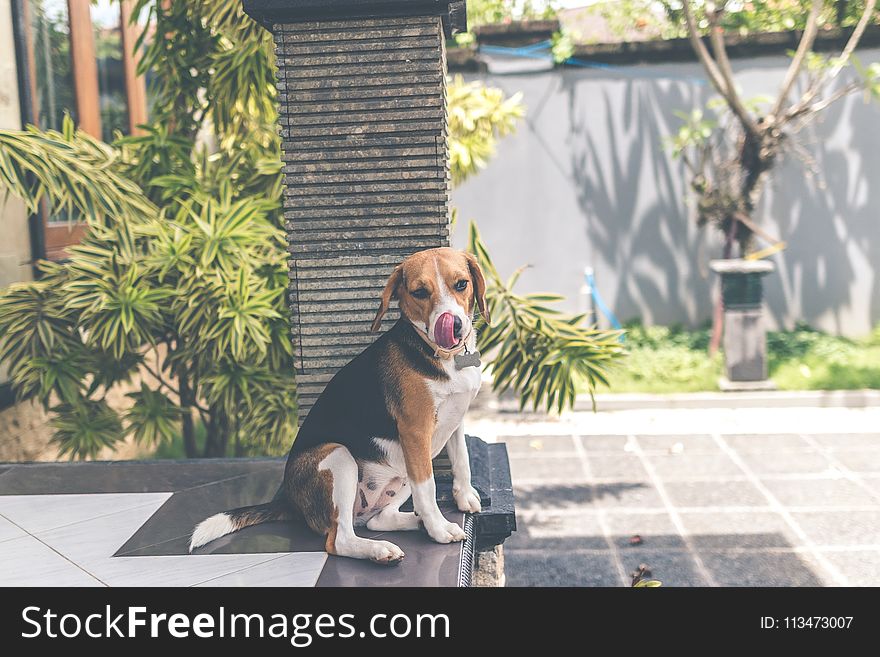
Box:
[0,458,281,495]
[243,0,467,36]
[317,508,467,587]
[474,442,516,549]
[0,442,514,586]
[117,467,285,556]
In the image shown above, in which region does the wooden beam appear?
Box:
[66,0,101,138]
[120,0,147,135]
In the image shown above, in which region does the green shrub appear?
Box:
[584,320,880,394]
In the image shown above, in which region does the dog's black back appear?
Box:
[289,320,448,463]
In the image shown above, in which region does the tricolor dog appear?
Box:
[189,247,489,563]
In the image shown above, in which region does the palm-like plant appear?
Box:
[468,223,624,412]
[0,1,622,459]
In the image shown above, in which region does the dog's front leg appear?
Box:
[447,424,481,513]
[399,425,466,544]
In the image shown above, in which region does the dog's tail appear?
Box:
[189,498,294,552]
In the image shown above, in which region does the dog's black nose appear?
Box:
[453,316,462,338]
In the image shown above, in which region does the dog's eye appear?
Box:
[454,280,468,291]
[411,288,430,300]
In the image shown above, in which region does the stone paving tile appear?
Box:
[591,482,664,509]
[604,512,685,549]
[619,548,709,587]
[645,452,742,480]
[736,449,832,475]
[513,481,662,510]
[507,511,607,551]
[497,435,576,455]
[513,483,594,511]
[505,550,621,587]
[578,435,630,453]
[700,550,826,586]
[586,454,649,481]
[636,434,718,453]
[723,433,812,452]
[809,434,880,450]
[790,510,880,546]
[508,455,587,482]
[663,480,767,508]
[760,477,879,507]
[818,549,880,584]
[831,450,880,473]
[679,511,799,549]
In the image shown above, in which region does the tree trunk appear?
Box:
[177,368,198,458]
[203,411,230,458]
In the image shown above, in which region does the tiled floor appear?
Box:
[500,431,880,587]
[0,460,469,587]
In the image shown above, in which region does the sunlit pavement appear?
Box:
[467,402,880,586]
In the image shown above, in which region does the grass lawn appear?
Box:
[588,323,880,394]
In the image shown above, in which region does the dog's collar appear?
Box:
[412,324,473,360]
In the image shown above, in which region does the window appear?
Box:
[16,0,148,260]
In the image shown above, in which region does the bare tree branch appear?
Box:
[681,1,731,97]
[706,7,760,137]
[782,0,877,124]
[771,0,824,120]
[827,0,878,83]
[790,81,863,125]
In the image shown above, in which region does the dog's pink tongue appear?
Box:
[435,312,457,349]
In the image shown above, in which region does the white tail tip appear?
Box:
[189,513,235,552]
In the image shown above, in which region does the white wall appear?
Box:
[451,49,880,336]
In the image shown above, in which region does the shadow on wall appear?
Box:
[451,53,880,336]
[563,70,716,327]
[764,91,880,334]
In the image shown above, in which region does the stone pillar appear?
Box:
[243,1,466,423]
[710,259,776,391]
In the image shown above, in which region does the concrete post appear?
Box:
[242,0,467,423]
[710,259,776,391]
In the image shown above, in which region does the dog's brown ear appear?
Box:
[464,252,490,325]
[371,265,403,332]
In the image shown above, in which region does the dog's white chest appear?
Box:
[428,364,481,457]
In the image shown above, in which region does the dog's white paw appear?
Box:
[368,540,405,565]
[424,519,466,544]
[453,485,482,513]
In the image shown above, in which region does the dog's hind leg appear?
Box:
[366,481,421,531]
[288,444,405,564]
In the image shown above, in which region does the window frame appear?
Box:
[15,0,148,262]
